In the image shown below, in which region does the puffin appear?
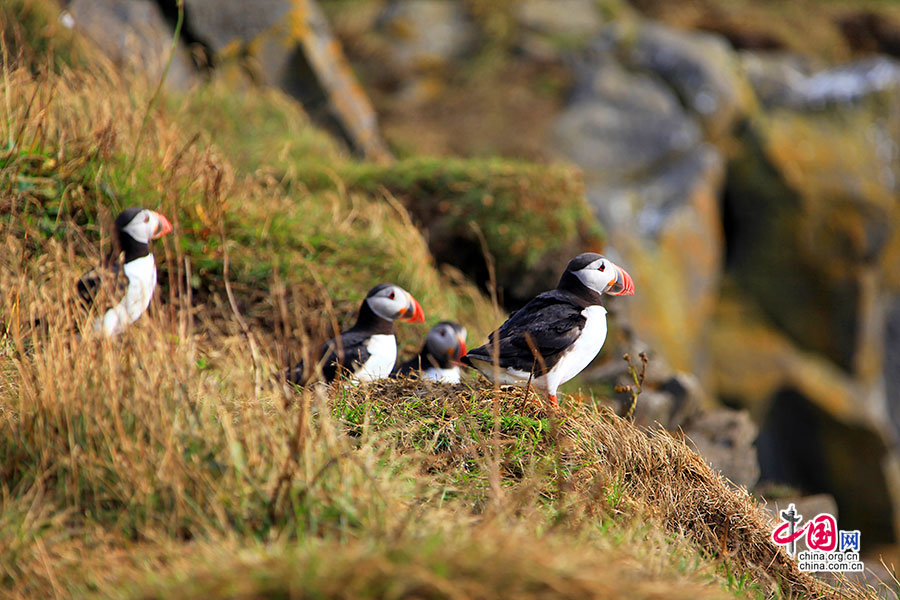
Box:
[289,283,425,385]
[393,321,468,383]
[77,207,173,336]
[462,253,634,407]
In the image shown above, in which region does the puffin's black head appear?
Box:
[363,283,425,323]
[111,207,173,263]
[115,207,173,245]
[425,321,468,366]
[559,252,635,297]
[565,252,604,273]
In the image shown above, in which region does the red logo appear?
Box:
[772,520,808,546]
[771,503,863,573]
[806,514,837,551]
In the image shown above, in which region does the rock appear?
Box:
[712,294,898,544]
[741,52,900,109]
[658,371,708,417]
[711,294,880,425]
[739,51,822,109]
[182,0,290,52]
[725,59,900,376]
[65,0,391,161]
[886,297,900,440]
[598,22,754,138]
[623,371,707,431]
[186,0,392,162]
[586,339,708,430]
[838,10,900,58]
[371,0,479,103]
[515,0,604,38]
[757,387,896,545]
[625,390,674,429]
[683,408,760,490]
[603,146,725,383]
[513,0,606,60]
[555,57,701,179]
[377,0,477,73]
[291,0,393,163]
[65,0,197,88]
[726,60,900,546]
[799,56,900,106]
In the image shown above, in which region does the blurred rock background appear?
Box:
[55,0,900,553]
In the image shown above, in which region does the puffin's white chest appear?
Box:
[123,255,157,313]
[424,366,461,384]
[354,334,397,381]
[544,305,608,389]
[97,254,157,336]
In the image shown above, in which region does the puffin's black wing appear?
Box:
[464,292,586,374]
[76,263,128,309]
[289,328,373,384]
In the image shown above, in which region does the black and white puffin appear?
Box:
[77,207,173,336]
[393,321,468,383]
[289,283,425,385]
[462,253,634,407]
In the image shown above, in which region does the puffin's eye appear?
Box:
[598,262,606,272]
[143,214,150,223]
[388,291,395,300]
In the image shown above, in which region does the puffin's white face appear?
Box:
[426,322,468,362]
[366,284,426,323]
[121,209,173,244]
[573,257,635,296]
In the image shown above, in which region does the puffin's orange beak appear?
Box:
[454,335,467,363]
[399,294,425,323]
[152,212,173,239]
[607,264,635,296]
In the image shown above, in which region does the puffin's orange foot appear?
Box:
[548,394,560,408]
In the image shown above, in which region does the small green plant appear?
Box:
[606,472,625,509]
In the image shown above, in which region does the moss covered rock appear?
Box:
[297,157,604,306]
[66,0,198,89]
[598,21,755,140]
[725,69,900,377]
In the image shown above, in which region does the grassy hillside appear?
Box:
[0,54,499,361]
[0,3,879,599]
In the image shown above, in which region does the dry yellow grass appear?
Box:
[0,313,876,599]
